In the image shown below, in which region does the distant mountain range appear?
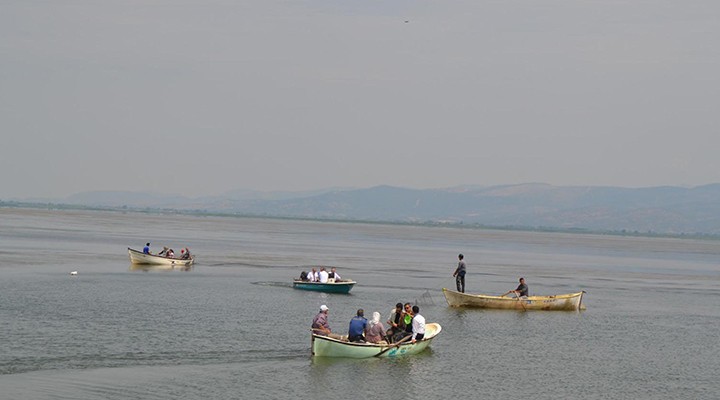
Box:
[7,183,720,235]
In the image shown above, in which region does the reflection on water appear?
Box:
[252,281,294,288]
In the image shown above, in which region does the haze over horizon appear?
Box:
[8,182,720,203]
[2,1,719,199]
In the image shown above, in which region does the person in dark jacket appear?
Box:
[453,253,467,293]
[386,302,404,342]
[348,309,368,342]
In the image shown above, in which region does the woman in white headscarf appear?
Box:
[365,311,386,344]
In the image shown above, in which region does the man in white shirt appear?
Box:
[318,267,329,283]
[308,267,318,282]
[410,305,425,343]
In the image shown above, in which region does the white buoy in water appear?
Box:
[70,271,78,276]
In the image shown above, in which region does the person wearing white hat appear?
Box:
[312,305,331,336]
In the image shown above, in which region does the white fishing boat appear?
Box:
[127,247,194,266]
[311,323,442,358]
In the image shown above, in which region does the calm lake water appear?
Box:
[1,208,718,399]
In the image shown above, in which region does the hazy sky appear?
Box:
[2,0,719,199]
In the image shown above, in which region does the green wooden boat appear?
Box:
[292,279,356,294]
[312,323,442,358]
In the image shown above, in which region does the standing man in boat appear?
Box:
[453,253,467,293]
[143,243,151,254]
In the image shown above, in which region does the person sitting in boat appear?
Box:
[312,305,332,336]
[158,246,169,257]
[386,303,404,342]
[318,267,329,283]
[502,277,529,298]
[143,243,151,254]
[348,309,368,343]
[308,267,318,282]
[410,305,426,343]
[400,302,414,341]
[299,271,309,281]
[166,248,175,258]
[180,247,191,260]
[328,267,341,281]
[365,311,387,344]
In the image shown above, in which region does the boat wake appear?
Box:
[252,281,293,288]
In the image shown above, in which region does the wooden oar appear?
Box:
[312,328,346,341]
[311,327,331,336]
[511,294,527,311]
[374,335,412,357]
[518,297,526,310]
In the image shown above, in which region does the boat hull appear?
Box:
[129,264,192,272]
[128,248,194,266]
[443,288,585,311]
[312,323,442,358]
[293,280,356,294]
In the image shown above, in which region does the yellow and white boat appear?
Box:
[443,288,585,311]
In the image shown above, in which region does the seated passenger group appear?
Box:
[158,246,191,259]
[311,302,426,345]
[299,267,341,283]
[142,243,191,259]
